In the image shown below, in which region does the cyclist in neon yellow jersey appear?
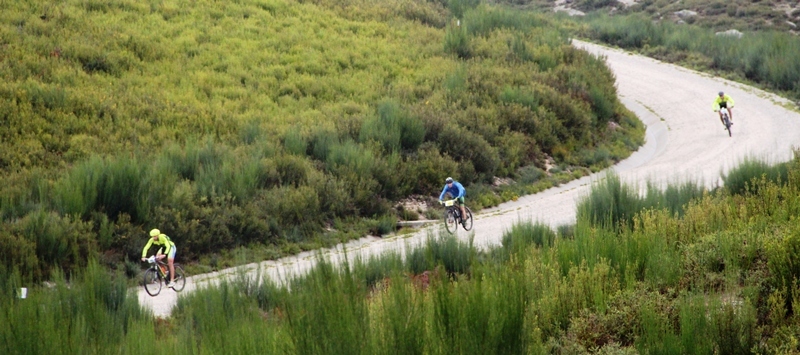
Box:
[141,229,177,288]
[713,91,735,128]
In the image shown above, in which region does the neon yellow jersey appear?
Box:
[712,94,735,111]
[141,234,175,258]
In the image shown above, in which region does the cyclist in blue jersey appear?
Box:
[439,177,467,223]
[141,228,178,288]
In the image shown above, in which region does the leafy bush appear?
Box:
[501,221,556,253]
[518,165,545,184]
[444,22,471,58]
[282,125,308,156]
[448,0,480,19]
[359,100,426,153]
[437,124,499,180]
[766,228,800,315]
[406,144,460,195]
[723,157,790,195]
[577,172,705,230]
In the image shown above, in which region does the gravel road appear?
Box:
[138,40,800,318]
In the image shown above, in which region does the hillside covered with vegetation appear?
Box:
[0,0,644,281]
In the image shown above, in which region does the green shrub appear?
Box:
[443,64,468,104]
[308,128,341,162]
[588,13,665,48]
[518,165,545,184]
[283,125,308,156]
[398,0,447,28]
[766,228,800,315]
[447,0,480,19]
[283,259,371,355]
[437,124,499,179]
[274,153,313,187]
[0,225,39,282]
[326,140,376,177]
[496,131,531,176]
[372,152,414,199]
[708,300,757,355]
[444,22,471,59]
[723,157,790,195]
[403,233,475,276]
[370,215,397,236]
[501,221,555,254]
[635,304,682,354]
[406,144,460,195]
[0,261,150,354]
[576,172,642,229]
[359,100,425,153]
[578,172,705,230]
[53,156,152,222]
[172,279,287,354]
[499,86,540,112]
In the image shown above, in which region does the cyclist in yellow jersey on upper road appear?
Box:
[141,229,177,288]
[713,91,735,128]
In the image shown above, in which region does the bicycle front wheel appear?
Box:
[143,268,162,296]
[462,207,474,231]
[444,209,458,234]
[723,112,732,137]
[725,118,732,137]
[171,265,187,292]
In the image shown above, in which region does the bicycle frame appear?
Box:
[143,256,186,296]
[442,199,473,233]
[720,107,732,137]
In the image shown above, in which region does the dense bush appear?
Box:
[723,157,791,195]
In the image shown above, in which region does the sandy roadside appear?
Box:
[138,39,800,318]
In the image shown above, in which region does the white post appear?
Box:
[19,287,27,299]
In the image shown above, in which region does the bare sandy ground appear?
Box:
[138,40,800,317]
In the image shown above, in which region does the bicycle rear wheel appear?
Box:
[143,268,162,296]
[171,265,187,292]
[444,209,458,234]
[461,207,474,231]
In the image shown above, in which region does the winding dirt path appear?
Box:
[138,40,800,317]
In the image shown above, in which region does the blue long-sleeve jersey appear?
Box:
[439,181,466,200]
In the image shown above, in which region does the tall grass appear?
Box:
[723,156,791,195]
[577,172,705,230]
[583,13,800,98]
[359,100,426,153]
[501,220,555,255]
[0,261,151,354]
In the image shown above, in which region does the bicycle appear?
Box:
[442,199,473,234]
[142,255,186,296]
[720,107,732,137]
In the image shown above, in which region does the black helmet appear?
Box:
[445,177,454,184]
[718,91,724,96]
